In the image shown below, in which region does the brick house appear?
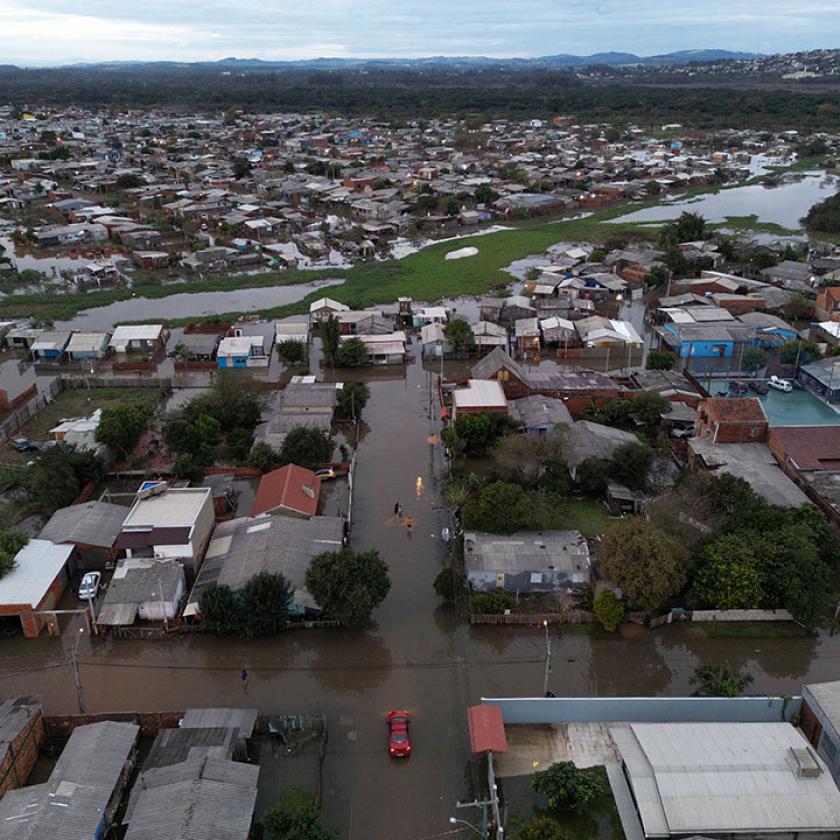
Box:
[0,700,45,796]
[695,397,769,444]
[815,287,840,322]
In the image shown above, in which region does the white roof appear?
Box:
[0,540,73,609]
[109,324,163,346]
[122,488,211,529]
[421,323,445,344]
[420,306,448,319]
[540,316,575,332]
[615,722,840,837]
[309,297,349,313]
[352,331,406,346]
[50,408,101,437]
[818,321,840,338]
[453,379,507,410]
[218,335,261,356]
[66,332,110,353]
[275,322,309,339]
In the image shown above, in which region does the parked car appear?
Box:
[12,437,41,453]
[387,710,411,758]
[670,426,695,439]
[314,468,337,481]
[768,376,793,393]
[748,381,769,395]
[78,571,101,600]
[729,380,748,394]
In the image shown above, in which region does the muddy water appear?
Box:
[0,349,837,838]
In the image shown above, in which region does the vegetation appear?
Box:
[602,518,689,612]
[532,762,606,812]
[646,350,676,370]
[276,339,307,364]
[462,480,567,535]
[443,412,517,458]
[433,567,464,602]
[305,548,391,628]
[198,572,293,637]
[94,404,149,460]
[335,382,370,422]
[690,661,754,697]
[593,589,625,632]
[247,441,281,474]
[742,346,768,374]
[470,589,516,615]
[0,532,27,578]
[515,815,573,840]
[278,427,332,470]
[803,192,840,234]
[443,317,475,353]
[261,787,335,840]
[334,336,369,367]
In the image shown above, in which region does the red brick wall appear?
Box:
[0,708,44,795]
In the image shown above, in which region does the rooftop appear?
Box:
[0,540,73,609]
[252,464,320,518]
[700,396,768,423]
[121,487,211,530]
[770,425,840,471]
[464,530,590,575]
[38,501,128,549]
[452,379,508,410]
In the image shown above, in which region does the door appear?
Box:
[800,701,823,748]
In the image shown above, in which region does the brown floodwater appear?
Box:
[1,345,837,839]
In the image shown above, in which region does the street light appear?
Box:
[542,619,552,697]
[70,627,86,714]
[449,816,483,838]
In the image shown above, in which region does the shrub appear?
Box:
[470,590,515,615]
[593,589,625,632]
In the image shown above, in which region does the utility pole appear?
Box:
[542,619,552,697]
[71,628,86,714]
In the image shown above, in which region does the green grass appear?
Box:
[5,386,165,444]
[562,498,614,538]
[683,621,808,639]
[710,215,801,236]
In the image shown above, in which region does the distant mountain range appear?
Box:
[55,49,764,72]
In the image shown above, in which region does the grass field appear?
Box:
[10,386,165,443]
[562,498,615,538]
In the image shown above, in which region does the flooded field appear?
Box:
[613,171,838,229]
[0,345,838,838]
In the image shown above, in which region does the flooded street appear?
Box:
[1,345,839,839]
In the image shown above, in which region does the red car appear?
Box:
[387,710,411,757]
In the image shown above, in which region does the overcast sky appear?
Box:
[1,0,838,65]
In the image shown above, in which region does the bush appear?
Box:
[262,787,335,840]
[279,427,332,470]
[334,336,369,367]
[470,590,515,615]
[335,382,370,422]
[646,350,676,370]
[277,339,306,364]
[593,589,625,632]
[532,761,606,812]
[433,567,463,601]
[690,661,754,697]
[247,441,280,473]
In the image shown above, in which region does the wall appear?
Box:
[0,708,45,796]
[482,696,801,724]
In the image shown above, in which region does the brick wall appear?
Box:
[0,708,45,795]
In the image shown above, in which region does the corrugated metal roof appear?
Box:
[38,501,128,549]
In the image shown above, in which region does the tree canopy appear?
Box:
[532,762,606,812]
[95,404,148,460]
[278,426,332,470]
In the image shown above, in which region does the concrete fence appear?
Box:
[482,695,802,725]
[651,608,795,628]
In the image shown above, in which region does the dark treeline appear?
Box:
[2,66,840,129]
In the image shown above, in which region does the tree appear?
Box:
[173,452,204,483]
[630,391,670,427]
[646,350,675,371]
[532,762,606,812]
[319,315,341,365]
[232,156,252,179]
[334,337,368,367]
[433,568,463,602]
[0,532,26,578]
[25,443,104,512]
[262,787,335,840]
[444,196,460,216]
[609,442,654,491]
[277,339,306,364]
[116,173,142,189]
[305,548,391,628]
[576,457,610,497]
[335,382,370,422]
[95,404,148,460]
[742,346,768,374]
[691,662,754,697]
[593,589,625,632]
[515,816,571,840]
[474,184,496,205]
[242,572,292,637]
[658,212,707,249]
[602,519,688,612]
[492,428,570,487]
[783,292,811,323]
[463,481,530,534]
[199,583,243,635]
[443,318,475,353]
[279,427,332,470]
[247,441,280,474]
[694,533,765,610]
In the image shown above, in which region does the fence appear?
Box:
[470,610,647,626]
[0,378,62,446]
[650,608,795,628]
[482,695,802,725]
[58,375,172,390]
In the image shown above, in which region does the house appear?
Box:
[695,397,769,444]
[0,540,72,638]
[464,530,590,592]
[614,722,840,840]
[275,321,310,346]
[470,347,623,414]
[737,311,799,345]
[30,330,71,361]
[769,426,840,473]
[114,485,215,572]
[109,324,166,356]
[0,721,139,840]
[509,395,573,435]
[654,322,754,367]
[575,316,643,348]
[418,306,449,326]
[566,420,640,480]
[421,322,448,358]
[761,259,814,289]
[802,680,840,785]
[471,321,509,351]
[184,515,344,618]
[65,331,111,361]
[815,286,840,322]
[96,558,186,629]
[252,464,321,518]
[351,331,407,365]
[217,334,268,368]
[309,297,350,323]
[630,370,703,407]
[798,358,840,404]
[514,317,541,357]
[0,699,44,797]
[539,316,576,347]
[37,501,127,570]
[49,408,104,453]
[451,380,509,421]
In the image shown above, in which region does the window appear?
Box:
[530,572,543,584]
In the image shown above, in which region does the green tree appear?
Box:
[25,443,104,512]
[694,533,765,609]
[576,457,610,497]
[593,589,625,632]
[232,156,252,178]
[444,196,460,216]
[335,382,370,422]
[691,661,754,697]
[433,568,463,601]
[247,441,281,474]
[602,518,688,612]
[630,391,671,427]
[262,787,335,840]
[515,816,571,840]
[305,548,391,628]
[646,350,676,371]
[658,212,707,249]
[319,315,341,365]
[532,762,606,812]
[0,532,26,578]
[474,184,496,205]
[609,442,654,491]
[95,404,148,460]
[172,452,204,483]
[470,589,516,615]
[742,346,768,374]
[334,337,369,367]
[277,339,306,364]
[242,572,292,637]
[443,318,475,353]
[278,427,332,470]
[116,173,142,189]
[783,292,811,323]
[199,583,244,635]
[463,481,530,534]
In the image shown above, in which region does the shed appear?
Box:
[37,501,127,569]
[97,558,186,627]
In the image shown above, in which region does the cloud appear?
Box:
[2,0,840,64]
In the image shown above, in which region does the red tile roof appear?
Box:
[252,464,320,518]
[770,425,840,471]
[468,704,508,754]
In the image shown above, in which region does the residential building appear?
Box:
[0,700,45,797]
[350,331,407,365]
[252,464,321,518]
[96,558,186,630]
[451,380,509,421]
[695,397,768,444]
[799,358,840,404]
[464,530,590,592]
[108,324,166,356]
[37,501,127,570]
[65,331,111,361]
[566,420,640,480]
[509,395,573,435]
